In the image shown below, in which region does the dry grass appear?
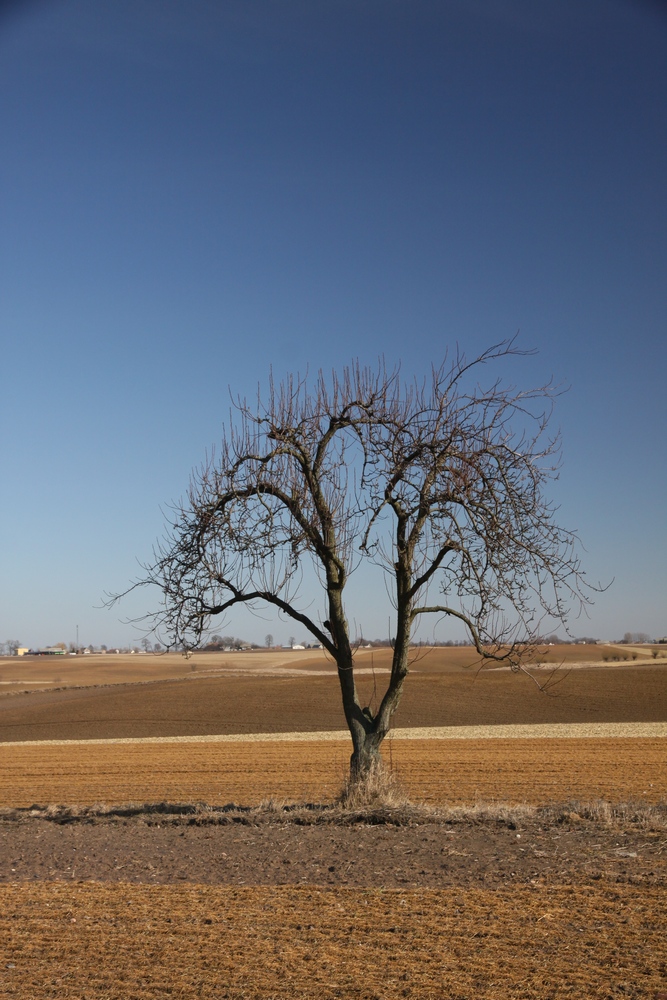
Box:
[337,760,410,811]
[3,796,666,835]
[1,882,665,999]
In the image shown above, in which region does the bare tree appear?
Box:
[265,633,274,648]
[113,343,595,779]
[621,631,650,644]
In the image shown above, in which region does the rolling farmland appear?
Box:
[1,648,666,744]
[1,649,665,998]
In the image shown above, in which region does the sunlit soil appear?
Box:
[2,663,666,745]
[1,882,664,999]
[0,736,664,809]
[1,658,665,1000]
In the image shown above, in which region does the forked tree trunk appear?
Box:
[335,651,382,780]
[329,565,412,782]
[337,638,410,783]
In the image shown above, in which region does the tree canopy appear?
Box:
[116,342,594,777]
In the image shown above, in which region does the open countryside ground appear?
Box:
[1,644,664,689]
[1,652,665,998]
[0,733,664,809]
[1,882,665,999]
[1,649,666,743]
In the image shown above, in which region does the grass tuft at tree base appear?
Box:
[337,759,409,811]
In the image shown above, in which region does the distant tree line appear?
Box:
[618,632,653,644]
[363,638,474,648]
[202,635,259,651]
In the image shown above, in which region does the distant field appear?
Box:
[0,643,663,691]
[2,646,665,807]
[0,648,335,688]
[1,659,665,743]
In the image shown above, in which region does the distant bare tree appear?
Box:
[112,343,597,780]
[265,633,274,648]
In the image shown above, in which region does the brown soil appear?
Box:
[2,656,665,999]
[0,737,664,810]
[0,823,665,998]
[0,649,336,689]
[1,803,666,889]
[1,664,666,743]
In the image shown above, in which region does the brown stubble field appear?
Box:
[1,650,666,999]
[0,736,664,809]
[2,882,665,999]
[1,648,667,744]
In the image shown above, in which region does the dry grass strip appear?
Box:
[2,721,665,746]
[9,798,667,834]
[0,737,664,809]
[1,882,665,999]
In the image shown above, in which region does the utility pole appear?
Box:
[76,625,79,651]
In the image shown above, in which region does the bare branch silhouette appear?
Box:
[108,343,601,779]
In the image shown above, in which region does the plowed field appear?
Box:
[2,663,666,743]
[2,656,665,999]
[0,736,664,809]
[1,882,664,999]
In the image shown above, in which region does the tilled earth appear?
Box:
[1,810,666,999]
[0,809,665,889]
[1,736,664,809]
[2,663,667,743]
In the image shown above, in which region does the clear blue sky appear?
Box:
[1,0,665,648]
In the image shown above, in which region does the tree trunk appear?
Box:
[349,726,384,779]
[329,578,411,782]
